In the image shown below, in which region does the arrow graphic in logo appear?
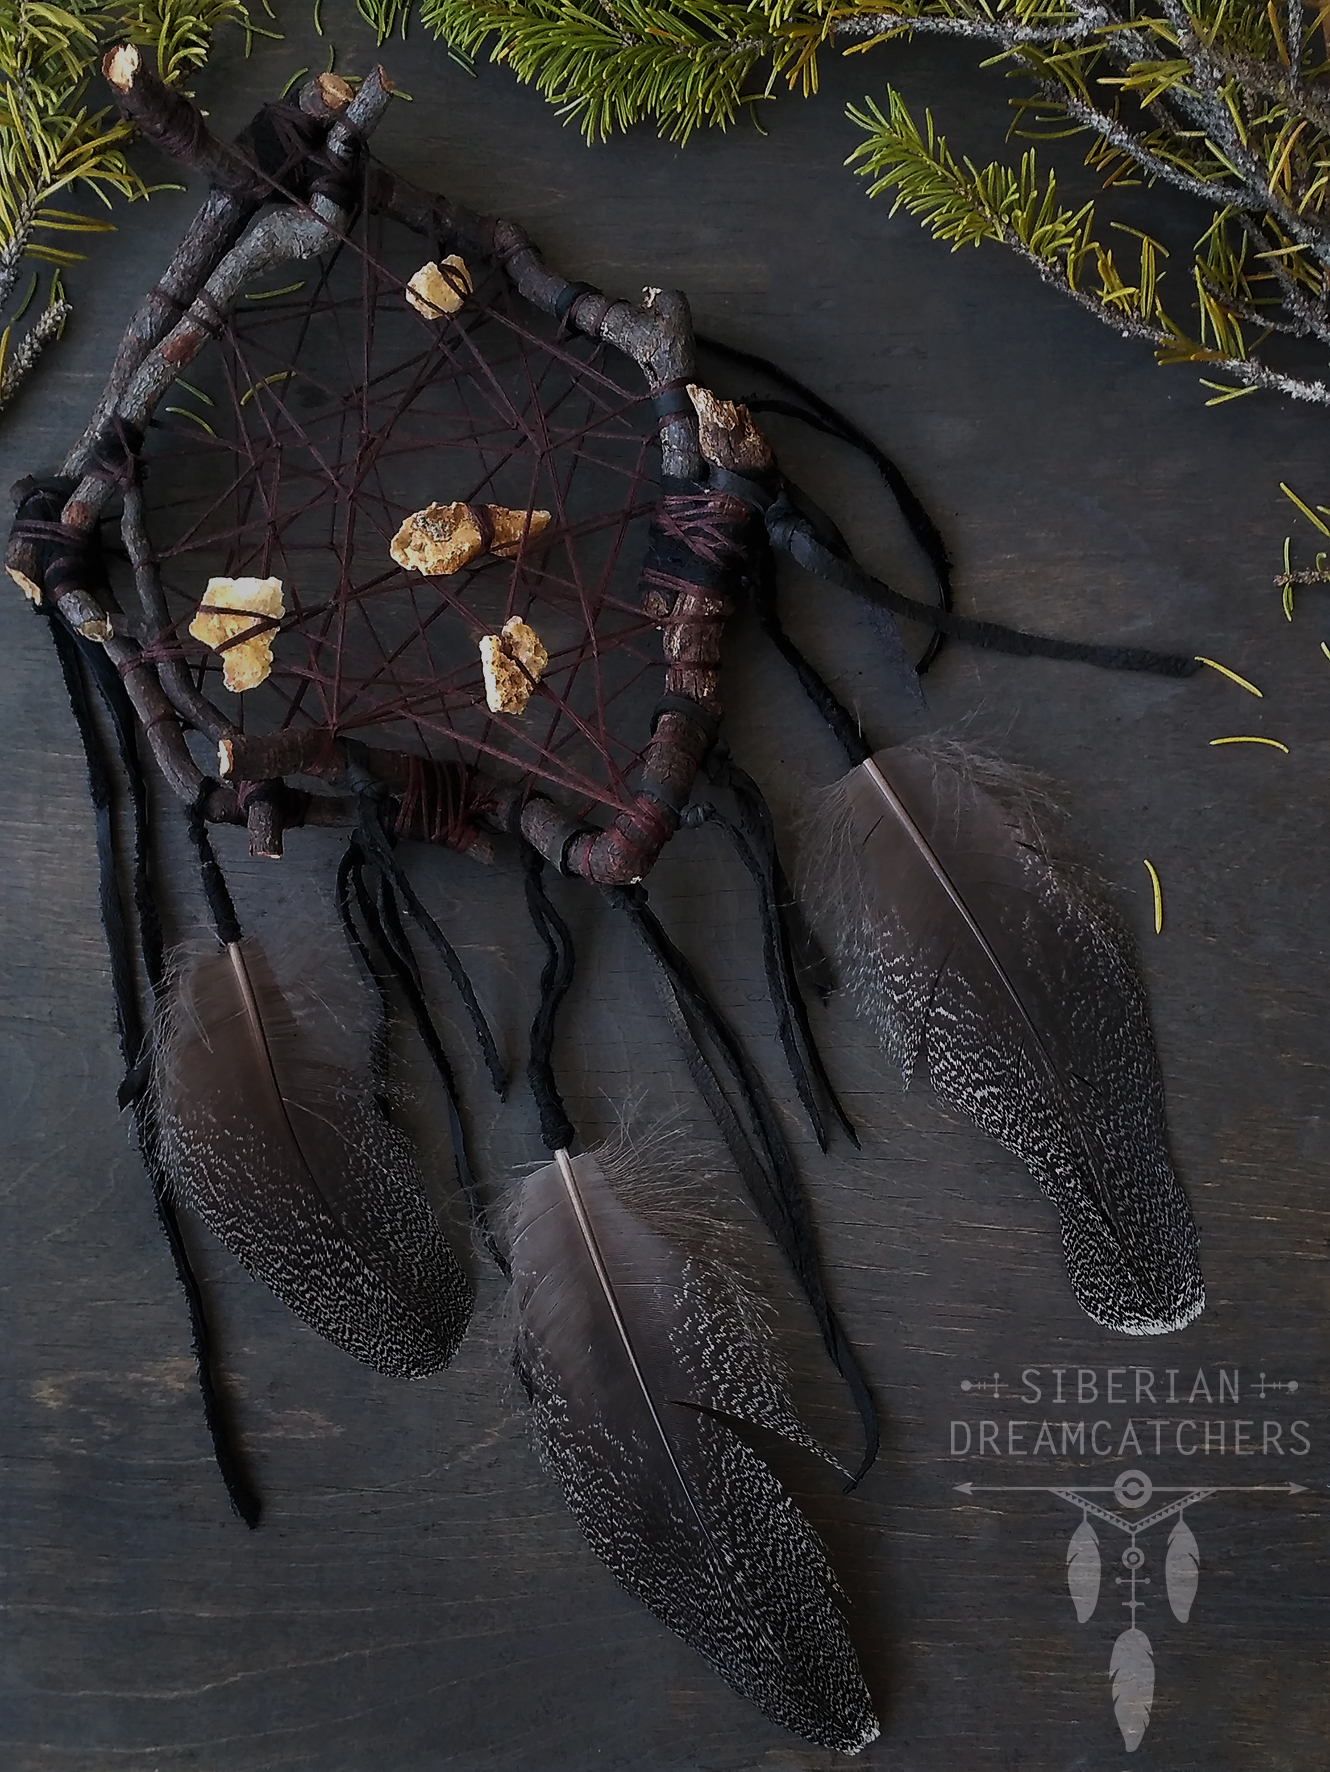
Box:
[955,1481,1308,1495]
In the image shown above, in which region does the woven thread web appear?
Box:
[130,206,670,822]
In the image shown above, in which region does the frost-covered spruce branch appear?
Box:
[0,0,248,417]
[0,291,71,413]
[829,0,1330,399]
[1014,231,1330,405]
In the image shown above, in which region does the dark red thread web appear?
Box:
[132,207,670,821]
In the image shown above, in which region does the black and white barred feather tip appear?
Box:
[508,1129,879,1754]
[151,937,471,1376]
[803,743,1203,1335]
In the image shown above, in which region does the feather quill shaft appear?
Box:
[806,744,1203,1334]
[509,1133,878,1754]
[152,937,471,1376]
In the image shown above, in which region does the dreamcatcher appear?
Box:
[7,47,1208,1754]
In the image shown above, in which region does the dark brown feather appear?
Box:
[806,743,1203,1335]
[509,1130,878,1754]
[151,938,470,1376]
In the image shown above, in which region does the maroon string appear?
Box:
[133,197,701,827]
[655,493,751,567]
[462,503,496,556]
[130,636,194,670]
[640,570,730,608]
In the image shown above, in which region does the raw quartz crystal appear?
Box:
[481,616,549,714]
[390,502,551,577]
[189,576,284,692]
[406,257,472,318]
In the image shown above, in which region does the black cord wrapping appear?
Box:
[748,535,870,770]
[235,101,362,212]
[335,831,509,1277]
[696,333,954,675]
[47,617,260,1529]
[690,744,856,1152]
[341,748,507,1098]
[520,846,577,1155]
[608,884,879,1485]
[9,476,114,613]
[551,279,596,324]
[699,334,1202,684]
[185,792,243,947]
[767,493,1202,680]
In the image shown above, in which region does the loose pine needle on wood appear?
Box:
[1281,484,1330,538]
[165,405,217,433]
[240,371,293,405]
[1143,859,1163,935]
[1194,656,1262,697]
[11,272,37,322]
[1209,736,1290,753]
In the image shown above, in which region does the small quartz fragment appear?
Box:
[390,501,551,576]
[406,257,472,318]
[189,576,284,692]
[500,616,547,680]
[480,616,549,715]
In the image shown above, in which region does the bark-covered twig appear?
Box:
[371,169,702,480]
[4,58,396,841]
[9,61,774,878]
[120,480,236,745]
[62,63,395,543]
[1153,0,1330,264]
[1238,214,1330,343]
[104,43,275,201]
[64,70,354,480]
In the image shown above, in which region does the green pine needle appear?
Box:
[418,0,829,140]
[0,0,249,408]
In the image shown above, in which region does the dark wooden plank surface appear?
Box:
[1,16,1326,1769]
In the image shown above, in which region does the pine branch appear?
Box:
[0,0,248,412]
[420,0,786,139]
[847,88,1330,403]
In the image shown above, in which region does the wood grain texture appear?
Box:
[0,11,1326,1769]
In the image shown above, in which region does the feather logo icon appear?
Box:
[1110,1627,1156,1751]
[1166,1515,1201,1622]
[955,1455,1309,1753]
[1067,1519,1101,1622]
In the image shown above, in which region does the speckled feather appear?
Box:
[806,744,1203,1335]
[151,938,471,1376]
[508,1135,878,1755]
